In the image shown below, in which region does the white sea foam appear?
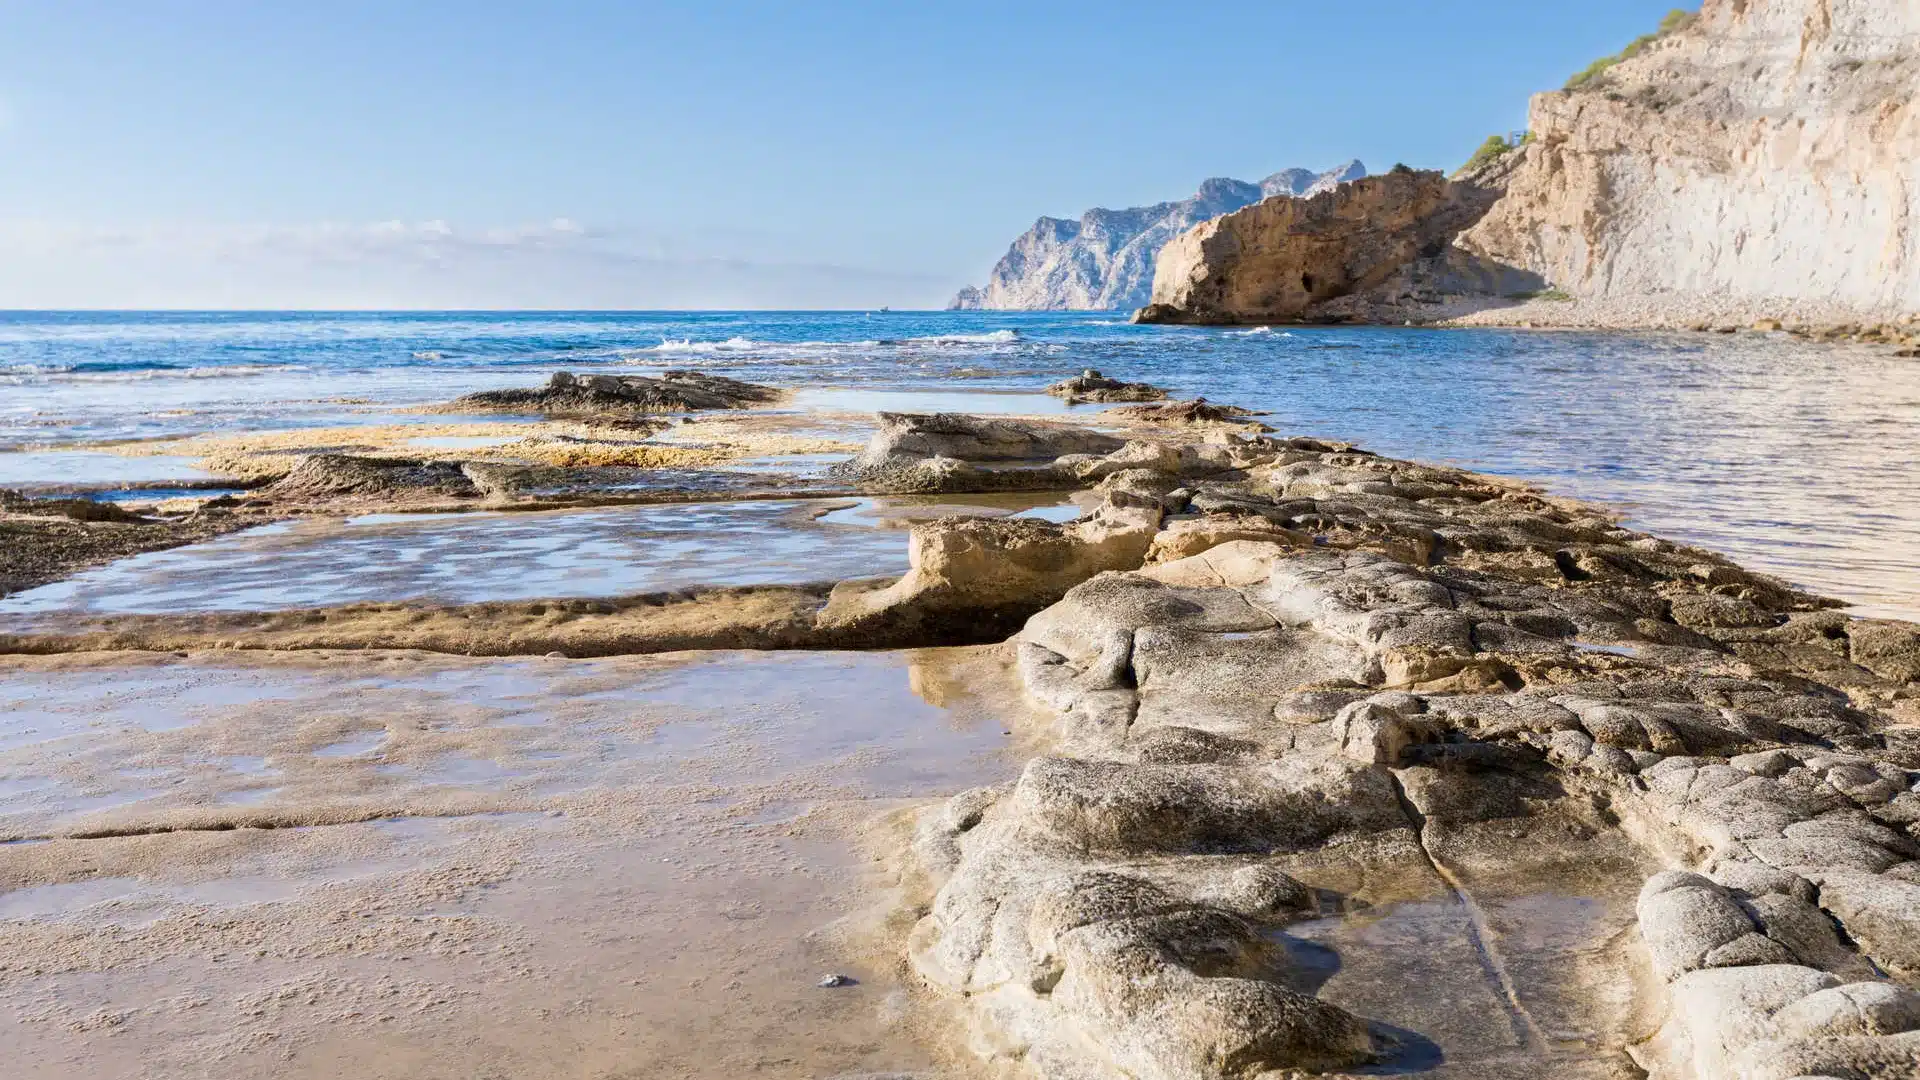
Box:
[646,336,762,354]
[57,364,301,383]
[899,329,1020,345]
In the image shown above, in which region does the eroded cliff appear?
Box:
[950,162,1365,311]
[1135,168,1533,325]
[1462,0,1920,319]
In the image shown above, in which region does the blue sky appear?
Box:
[0,1,1689,308]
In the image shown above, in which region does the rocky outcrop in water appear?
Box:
[1045,369,1168,404]
[1460,0,1920,321]
[950,162,1365,311]
[1134,168,1533,325]
[449,370,782,419]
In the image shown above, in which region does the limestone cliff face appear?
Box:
[1136,169,1515,324]
[950,162,1365,311]
[1462,0,1920,315]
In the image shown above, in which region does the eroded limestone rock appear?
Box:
[1134,168,1513,325]
[896,417,1917,1080]
[835,412,1126,494]
[447,369,780,418]
[1045,369,1169,404]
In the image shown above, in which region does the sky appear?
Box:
[0,1,1691,309]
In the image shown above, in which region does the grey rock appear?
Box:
[1637,872,1759,981]
[1772,982,1920,1040]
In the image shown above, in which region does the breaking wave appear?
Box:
[885,329,1021,345]
[2,362,299,382]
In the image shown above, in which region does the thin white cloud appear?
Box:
[0,219,949,309]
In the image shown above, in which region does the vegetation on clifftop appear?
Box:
[1565,8,1696,89]
[1456,132,1533,177]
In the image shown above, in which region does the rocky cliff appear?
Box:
[1461,0,1920,319]
[1135,168,1537,324]
[950,161,1365,311]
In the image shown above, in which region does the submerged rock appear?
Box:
[448,370,781,418]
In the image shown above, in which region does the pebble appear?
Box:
[817,973,856,988]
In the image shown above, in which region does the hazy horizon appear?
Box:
[2,1,1690,309]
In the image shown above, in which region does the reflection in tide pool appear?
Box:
[0,499,911,615]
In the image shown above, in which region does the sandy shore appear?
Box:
[1436,294,1920,343]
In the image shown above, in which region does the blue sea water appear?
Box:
[3,310,1917,618]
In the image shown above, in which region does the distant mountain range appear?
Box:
[949,161,1366,311]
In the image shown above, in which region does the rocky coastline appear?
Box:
[4,389,1918,1078]
[1096,0,1919,332]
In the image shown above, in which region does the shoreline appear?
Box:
[3,386,1919,1077]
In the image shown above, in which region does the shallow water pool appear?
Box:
[0,499,912,615]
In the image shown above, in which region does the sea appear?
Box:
[2,309,1916,620]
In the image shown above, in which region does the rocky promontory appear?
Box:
[1126,0,1917,329]
[951,162,1366,312]
[1134,167,1537,325]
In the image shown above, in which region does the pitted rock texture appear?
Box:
[951,163,1366,312]
[1135,169,1520,325]
[1046,369,1169,404]
[1461,0,1920,320]
[263,454,484,501]
[905,428,1920,1079]
[448,370,781,418]
[833,412,1125,493]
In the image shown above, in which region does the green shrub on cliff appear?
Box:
[1460,136,1512,175]
[1565,8,1697,90]
[1457,133,1533,177]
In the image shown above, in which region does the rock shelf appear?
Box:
[445,369,784,419]
[3,406,1917,1078]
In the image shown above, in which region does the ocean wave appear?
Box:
[1230,326,1292,337]
[644,336,764,354]
[888,329,1021,345]
[9,363,304,383]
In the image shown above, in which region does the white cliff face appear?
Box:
[951,162,1365,311]
[1463,0,1920,317]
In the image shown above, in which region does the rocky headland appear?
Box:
[950,162,1366,312]
[1121,0,1916,331]
[1133,167,1538,326]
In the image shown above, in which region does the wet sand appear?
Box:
[0,647,1033,1079]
